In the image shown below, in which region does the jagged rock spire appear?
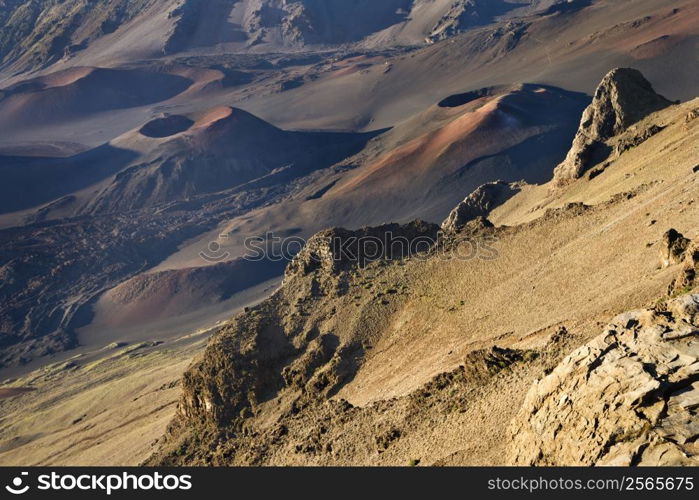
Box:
[553,68,672,185]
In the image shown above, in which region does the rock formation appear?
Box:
[285,221,439,280]
[441,181,519,233]
[553,68,672,185]
[427,1,515,42]
[660,229,692,268]
[156,220,439,436]
[660,230,698,296]
[669,245,698,296]
[508,294,699,466]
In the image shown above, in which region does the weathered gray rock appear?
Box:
[441,181,518,233]
[553,68,672,185]
[508,294,699,466]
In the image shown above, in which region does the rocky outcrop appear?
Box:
[613,123,665,156]
[441,181,519,233]
[427,1,517,42]
[553,68,672,185]
[660,230,698,296]
[285,220,439,280]
[660,229,692,268]
[669,244,698,296]
[166,0,413,50]
[508,294,699,466]
[155,219,438,440]
[0,0,155,69]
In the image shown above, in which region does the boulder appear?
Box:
[660,229,691,268]
[508,294,699,466]
[662,231,698,296]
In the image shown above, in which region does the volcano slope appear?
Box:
[235,0,699,132]
[0,66,588,370]
[148,71,699,466]
[2,0,696,143]
[152,82,586,270]
[0,0,584,76]
[0,105,375,369]
[1,1,698,466]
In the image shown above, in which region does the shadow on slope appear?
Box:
[316,83,590,224]
[81,257,287,346]
[0,67,193,130]
[0,144,138,214]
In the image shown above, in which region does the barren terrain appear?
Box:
[0,0,697,467]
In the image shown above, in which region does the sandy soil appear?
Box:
[0,333,208,466]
